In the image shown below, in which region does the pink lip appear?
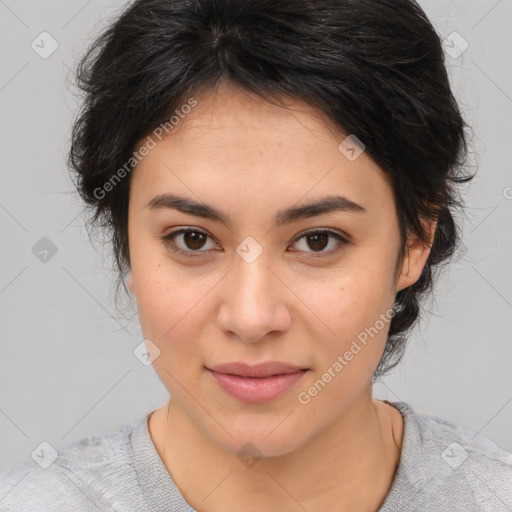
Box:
[205,362,309,404]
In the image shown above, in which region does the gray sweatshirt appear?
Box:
[1,401,511,511]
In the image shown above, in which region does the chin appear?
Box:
[203,414,309,460]
[221,431,304,461]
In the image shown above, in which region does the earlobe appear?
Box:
[396,218,438,292]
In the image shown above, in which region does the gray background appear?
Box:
[0,0,511,472]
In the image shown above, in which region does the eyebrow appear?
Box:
[145,193,366,228]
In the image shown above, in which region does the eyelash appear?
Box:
[159,227,350,259]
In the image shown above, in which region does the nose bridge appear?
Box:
[217,247,290,342]
[231,233,274,298]
[234,249,272,302]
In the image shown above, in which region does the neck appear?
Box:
[149,388,403,512]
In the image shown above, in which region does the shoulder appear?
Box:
[0,416,148,512]
[410,402,512,475]
[382,401,512,512]
[0,461,94,512]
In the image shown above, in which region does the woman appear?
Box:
[1,0,511,510]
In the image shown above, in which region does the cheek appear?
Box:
[134,265,218,362]
[134,275,208,389]
[136,279,201,339]
[129,237,202,339]
[314,268,392,333]
[299,281,392,409]
[304,262,395,374]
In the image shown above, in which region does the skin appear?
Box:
[126,80,437,512]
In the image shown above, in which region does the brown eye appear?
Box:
[159,227,349,259]
[305,232,329,251]
[181,231,207,250]
[159,228,218,257]
[289,230,348,257]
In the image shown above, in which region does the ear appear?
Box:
[396,217,438,292]
[127,272,135,293]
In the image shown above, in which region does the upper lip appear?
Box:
[207,362,308,378]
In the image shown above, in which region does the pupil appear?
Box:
[185,231,205,250]
[308,233,328,251]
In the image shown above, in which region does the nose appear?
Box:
[216,253,292,343]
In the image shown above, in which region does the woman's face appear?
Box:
[127,81,430,457]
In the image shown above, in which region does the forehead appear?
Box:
[162,81,353,160]
[129,81,394,215]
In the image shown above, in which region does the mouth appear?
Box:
[205,361,309,404]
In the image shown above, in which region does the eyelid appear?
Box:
[293,227,351,245]
[289,228,350,257]
[159,226,350,258]
[159,227,219,258]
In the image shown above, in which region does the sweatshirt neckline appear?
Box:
[129,413,196,510]
[129,400,437,511]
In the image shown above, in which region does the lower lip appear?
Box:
[206,369,308,404]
